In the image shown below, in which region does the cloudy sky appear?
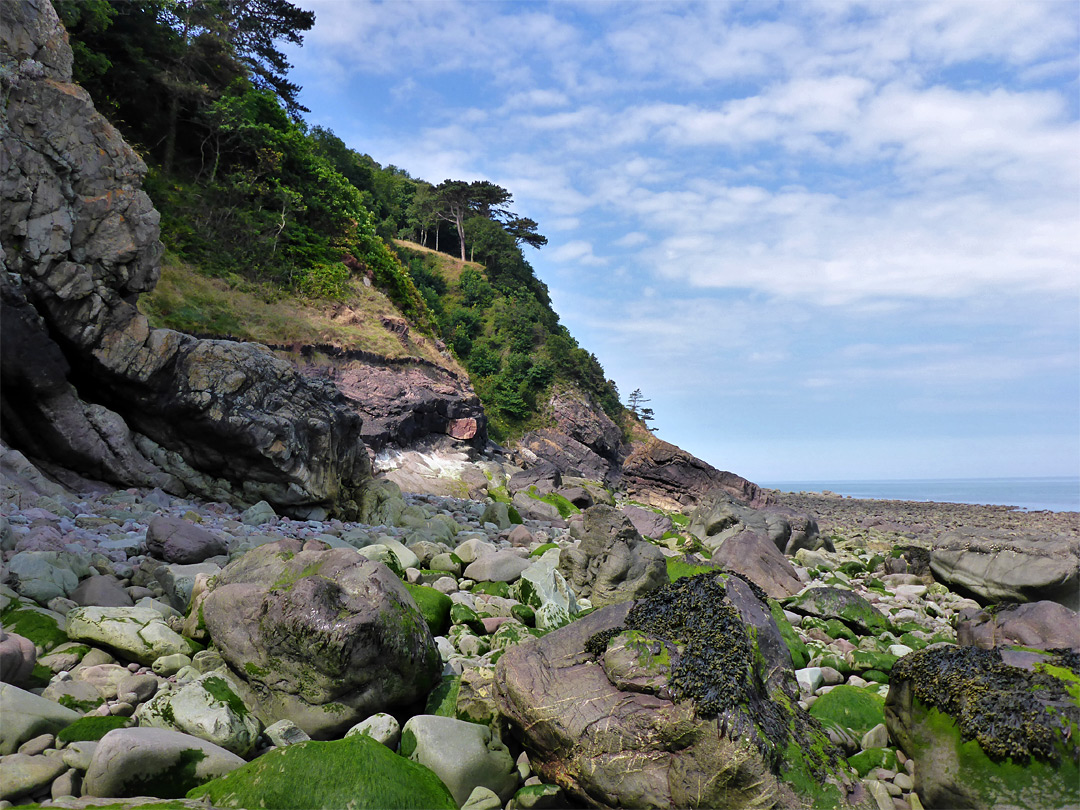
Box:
[284,0,1079,483]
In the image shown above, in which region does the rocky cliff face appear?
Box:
[0,0,370,517]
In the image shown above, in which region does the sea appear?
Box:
[761,477,1080,513]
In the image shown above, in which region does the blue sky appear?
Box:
[283,1,1080,482]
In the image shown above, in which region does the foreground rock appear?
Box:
[495,573,865,809]
[201,538,441,738]
[0,0,371,518]
[956,600,1080,652]
[886,645,1080,810]
[930,529,1079,610]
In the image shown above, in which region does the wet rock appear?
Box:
[200,539,440,738]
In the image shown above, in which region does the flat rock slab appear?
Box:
[0,683,82,755]
[65,606,198,665]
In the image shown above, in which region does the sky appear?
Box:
[282,0,1080,483]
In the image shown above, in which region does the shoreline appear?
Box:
[768,488,1080,543]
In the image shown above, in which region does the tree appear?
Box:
[432,179,546,262]
[627,388,649,416]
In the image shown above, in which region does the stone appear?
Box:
[68,575,134,608]
[264,718,310,748]
[17,733,54,756]
[506,524,534,547]
[808,685,886,739]
[0,752,67,803]
[507,463,562,496]
[518,428,614,482]
[462,785,503,810]
[956,600,1080,652]
[82,727,245,798]
[688,490,822,556]
[620,504,674,540]
[6,551,80,604]
[135,670,261,756]
[886,645,1079,810]
[345,712,400,749]
[796,667,824,695]
[786,587,890,635]
[558,505,667,608]
[239,500,277,526]
[464,550,532,583]
[513,549,579,631]
[64,606,197,665]
[481,502,513,531]
[400,714,518,806]
[931,529,1079,610]
[861,723,890,750]
[61,740,98,771]
[0,630,37,686]
[0,683,82,755]
[456,667,500,726]
[200,539,440,739]
[70,663,129,700]
[187,733,455,809]
[155,562,222,613]
[456,537,497,564]
[116,673,159,704]
[145,516,228,563]
[494,574,862,809]
[50,766,81,800]
[707,530,804,599]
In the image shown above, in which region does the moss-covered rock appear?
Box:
[187,733,456,809]
[785,587,890,636]
[886,645,1080,810]
[404,583,452,636]
[846,747,898,777]
[56,715,130,743]
[809,684,886,738]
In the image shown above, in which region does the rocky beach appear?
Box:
[2,1,1079,808]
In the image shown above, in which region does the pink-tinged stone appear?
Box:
[482,616,512,634]
[447,418,478,440]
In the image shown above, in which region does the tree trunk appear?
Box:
[163,92,180,175]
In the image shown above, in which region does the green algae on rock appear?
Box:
[187,733,456,809]
[886,645,1080,810]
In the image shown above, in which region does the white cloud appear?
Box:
[549,240,608,266]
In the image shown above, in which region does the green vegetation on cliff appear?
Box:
[56,0,625,445]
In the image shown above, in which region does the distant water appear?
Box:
[762,477,1080,513]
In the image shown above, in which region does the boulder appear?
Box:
[785,587,890,636]
[6,551,81,604]
[69,575,134,608]
[708,530,804,599]
[886,645,1080,810]
[154,561,221,612]
[0,630,37,686]
[494,574,864,809]
[463,550,532,583]
[187,733,456,809]
[558,505,667,608]
[64,606,197,666]
[400,715,518,807]
[145,516,228,563]
[345,712,401,749]
[956,600,1080,652]
[200,538,440,739]
[931,529,1079,609]
[621,438,770,511]
[621,504,674,540]
[517,429,613,482]
[0,752,67,803]
[82,727,245,798]
[135,671,261,756]
[507,463,563,496]
[0,683,81,755]
[688,490,821,555]
[0,0,372,518]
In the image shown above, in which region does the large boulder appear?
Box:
[200,538,441,738]
[708,531,804,599]
[558,505,667,608]
[517,429,613,482]
[495,573,865,809]
[785,587,891,636]
[621,504,674,540]
[400,715,518,806]
[930,529,1079,610]
[689,490,821,555]
[886,645,1080,810]
[145,516,228,564]
[956,600,1080,652]
[0,682,81,755]
[82,727,245,799]
[65,605,200,666]
[0,0,371,518]
[620,438,771,512]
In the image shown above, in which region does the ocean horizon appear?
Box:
[761,476,1080,513]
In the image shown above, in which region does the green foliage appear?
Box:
[187,734,456,809]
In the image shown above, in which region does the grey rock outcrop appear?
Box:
[689,489,822,555]
[559,505,667,608]
[930,528,1079,610]
[200,538,441,738]
[956,600,1080,652]
[0,0,371,518]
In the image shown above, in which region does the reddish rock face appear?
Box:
[447,418,478,440]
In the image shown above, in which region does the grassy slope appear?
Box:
[139,253,463,373]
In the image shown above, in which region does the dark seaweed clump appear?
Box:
[893,645,1080,764]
